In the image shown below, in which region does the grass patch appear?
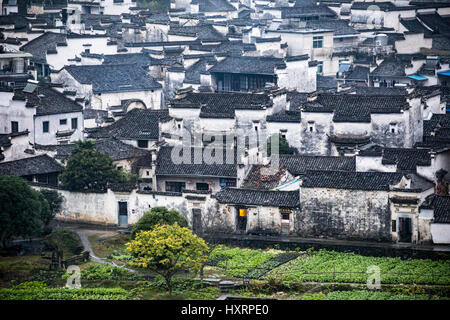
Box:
[88,233,130,258]
[209,247,278,278]
[297,290,449,300]
[0,287,130,300]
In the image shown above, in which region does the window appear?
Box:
[240,75,248,91]
[196,183,209,191]
[316,61,323,75]
[389,123,397,134]
[281,208,291,221]
[313,36,323,49]
[11,121,18,133]
[308,121,315,133]
[165,181,185,193]
[71,118,78,130]
[137,140,148,148]
[392,219,397,232]
[43,121,49,133]
[60,119,67,125]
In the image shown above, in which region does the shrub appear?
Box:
[131,206,188,238]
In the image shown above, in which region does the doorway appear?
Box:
[236,207,247,233]
[192,209,202,235]
[118,202,128,227]
[398,217,412,243]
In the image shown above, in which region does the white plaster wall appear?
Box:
[0,92,35,135]
[34,112,84,145]
[431,223,450,244]
[48,37,118,71]
[355,156,397,172]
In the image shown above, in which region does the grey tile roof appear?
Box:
[266,110,301,123]
[417,13,450,36]
[382,148,432,172]
[102,53,153,66]
[88,109,172,140]
[50,138,150,161]
[197,0,236,12]
[20,32,66,64]
[422,195,450,224]
[155,145,237,178]
[169,24,227,41]
[351,86,407,95]
[215,188,300,207]
[188,40,256,53]
[281,4,336,19]
[302,170,404,191]
[65,64,162,94]
[305,19,358,36]
[170,91,272,118]
[184,56,217,84]
[0,154,63,177]
[371,59,407,77]
[345,66,369,81]
[279,154,356,176]
[208,56,285,75]
[317,75,337,91]
[400,18,433,35]
[418,113,450,150]
[304,93,406,121]
[12,85,83,116]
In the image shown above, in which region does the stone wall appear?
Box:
[298,187,392,241]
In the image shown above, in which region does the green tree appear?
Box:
[131,206,188,239]
[0,176,46,248]
[136,0,169,10]
[44,228,82,268]
[266,133,296,157]
[126,223,209,294]
[39,189,64,226]
[59,140,125,192]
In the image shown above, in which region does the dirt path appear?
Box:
[70,228,137,273]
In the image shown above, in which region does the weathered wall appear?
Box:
[298,187,392,241]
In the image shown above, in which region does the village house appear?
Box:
[0,129,30,162]
[35,137,151,178]
[0,45,34,89]
[298,92,424,156]
[155,145,238,193]
[51,63,163,111]
[87,108,175,152]
[208,54,316,92]
[0,82,84,145]
[0,154,62,185]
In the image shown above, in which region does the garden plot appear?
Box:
[264,249,450,285]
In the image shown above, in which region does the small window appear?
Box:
[11,121,18,133]
[71,118,78,130]
[117,166,123,170]
[43,121,49,133]
[196,183,209,191]
[146,171,150,176]
[389,123,397,134]
[60,119,67,125]
[281,212,290,221]
[313,36,323,49]
[137,140,148,148]
[392,220,397,232]
[308,121,315,133]
[316,61,323,75]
